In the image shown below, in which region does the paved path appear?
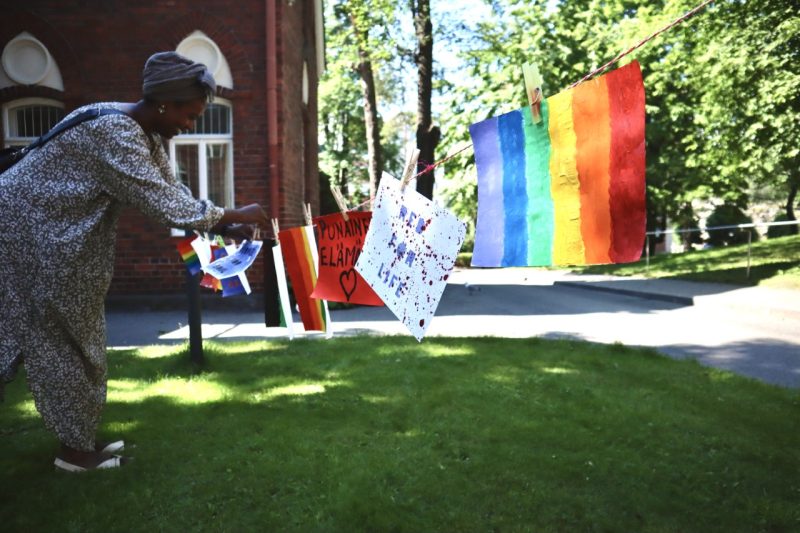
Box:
[106,269,800,388]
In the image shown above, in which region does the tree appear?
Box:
[321,0,406,205]
[318,4,369,204]
[685,0,800,232]
[410,0,440,199]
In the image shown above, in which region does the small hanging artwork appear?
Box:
[356,173,466,341]
[271,241,295,339]
[311,211,383,306]
[278,225,332,337]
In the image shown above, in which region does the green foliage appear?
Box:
[706,203,757,247]
[2,338,799,531]
[318,0,410,205]
[768,212,796,239]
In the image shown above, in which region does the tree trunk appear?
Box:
[411,0,439,200]
[357,51,382,202]
[349,12,383,203]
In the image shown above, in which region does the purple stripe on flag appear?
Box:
[470,117,504,267]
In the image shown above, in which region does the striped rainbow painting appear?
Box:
[470,60,646,267]
[278,225,331,336]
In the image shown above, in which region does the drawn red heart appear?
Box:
[339,269,358,301]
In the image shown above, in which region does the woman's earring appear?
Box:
[158,105,166,114]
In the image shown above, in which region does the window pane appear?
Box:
[9,105,65,138]
[175,145,199,198]
[189,103,231,135]
[206,143,229,207]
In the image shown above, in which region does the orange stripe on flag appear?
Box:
[573,75,613,264]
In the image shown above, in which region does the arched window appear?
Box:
[2,97,65,147]
[169,98,234,218]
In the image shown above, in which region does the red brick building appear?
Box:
[0,0,324,295]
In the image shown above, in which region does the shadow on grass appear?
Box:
[2,338,798,532]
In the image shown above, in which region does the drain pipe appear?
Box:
[266,0,280,224]
[263,0,282,326]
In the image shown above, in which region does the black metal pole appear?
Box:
[263,238,281,327]
[185,231,204,364]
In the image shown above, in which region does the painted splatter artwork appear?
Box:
[470,60,646,267]
[355,173,466,341]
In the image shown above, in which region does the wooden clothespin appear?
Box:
[303,202,313,227]
[523,62,544,124]
[252,226,261,241]
[331,186,350,221]
[400,148,420,191]
[271,218,281,243]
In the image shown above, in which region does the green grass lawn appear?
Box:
[1,338,798,532]
[575,234,800,289]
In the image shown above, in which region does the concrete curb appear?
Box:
[553,281,695,306]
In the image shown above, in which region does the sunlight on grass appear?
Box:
[123,345,185,359]
[103,420,141,433]
[372,339,476,358]
[207,341,287,355]
[108,378,232,404]
[542,366,578,375]
[485,371,518,384]
[360,394,393,404]
[708,370,738,383]
[418,345,476,358]
[13,400,37,417]
[256,380,345,401]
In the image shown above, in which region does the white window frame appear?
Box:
[168,98,234,236]
[2,97,65,147]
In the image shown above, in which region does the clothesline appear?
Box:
[349,0,714,211]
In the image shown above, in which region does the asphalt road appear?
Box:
[106,268,800,388]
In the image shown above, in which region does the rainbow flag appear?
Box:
[176,236,202,275]
[470,61,646,267]
[278,225,331,336]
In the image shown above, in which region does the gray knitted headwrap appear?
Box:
[142,51,216,103]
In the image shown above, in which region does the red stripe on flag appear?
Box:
[607,61,646,263]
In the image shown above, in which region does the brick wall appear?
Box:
[0,1,320,295]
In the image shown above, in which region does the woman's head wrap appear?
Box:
[142,51,216,103]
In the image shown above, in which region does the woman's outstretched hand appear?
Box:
[213,204,269,240]
[221,223,255,241]
[234,204,269,226]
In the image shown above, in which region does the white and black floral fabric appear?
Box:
[0,102,223,451]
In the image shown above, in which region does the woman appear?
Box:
[0,52,269,471]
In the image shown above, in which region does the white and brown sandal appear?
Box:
[54,455,124,472]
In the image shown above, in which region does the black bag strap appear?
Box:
[29,108,129,150]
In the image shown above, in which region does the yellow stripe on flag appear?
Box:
[547,89,584,265]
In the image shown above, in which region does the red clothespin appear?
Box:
[523,63,544,124]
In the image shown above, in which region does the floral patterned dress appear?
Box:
[0,103,223,451]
